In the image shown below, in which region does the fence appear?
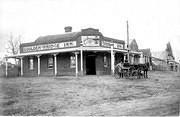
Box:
[0,64,20,77]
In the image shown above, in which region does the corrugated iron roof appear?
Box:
[103,36,125,44]
[139,48,151,57]
[152,51,167,60]
[21,28,125,47]
[35,32,80,44]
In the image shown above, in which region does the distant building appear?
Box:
[129,39,152,69]
[151,56,168,71]
[152,42,179,72]
[139,48,152,69]
[0,61,19,77]
[151,51,167,60]
[129,39,141,64]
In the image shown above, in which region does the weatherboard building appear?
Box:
[6,27,141,77]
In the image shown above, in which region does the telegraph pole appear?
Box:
[127,20,130,63]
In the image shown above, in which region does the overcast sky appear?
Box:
[0,0,180,61]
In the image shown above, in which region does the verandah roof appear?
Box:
[7,44,142,59]
[6,46,131,58]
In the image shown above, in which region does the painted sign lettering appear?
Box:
[102,41,123,49]
[101,41,113,47]
[23,41,77,53]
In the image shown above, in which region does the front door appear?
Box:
[86,54,96,75]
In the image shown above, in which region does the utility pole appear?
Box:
[127,20,130,63]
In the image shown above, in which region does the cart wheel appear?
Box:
[114,73,120,79]
[124,72,128,79]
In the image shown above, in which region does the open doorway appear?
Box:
[86,54,96,75]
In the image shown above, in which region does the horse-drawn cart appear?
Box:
[114,63,149,79]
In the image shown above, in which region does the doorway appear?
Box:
[86,54,96,75]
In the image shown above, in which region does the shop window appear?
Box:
[70,55,76,68]
[29,58,34,70]
[48,56,53,69]
[104,55,108,67]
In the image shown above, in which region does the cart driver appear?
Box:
[116,61,124,78]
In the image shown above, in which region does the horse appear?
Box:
[143,62,149,78]
[136,63,149,78]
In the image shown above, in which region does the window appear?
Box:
[104,55,108,67]
[48,56,53,69]
[70,55,76,68]
[29,58,34,70]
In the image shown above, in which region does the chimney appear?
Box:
[64,26,72,33]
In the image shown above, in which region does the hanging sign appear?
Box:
[81,36,100,46]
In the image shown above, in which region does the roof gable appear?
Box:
[81,28,103,36]
[130,39,139,51]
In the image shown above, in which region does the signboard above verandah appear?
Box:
[22,37,124,53]
[81,36,124,49]
[81,36,100,46]
[101,41,123,49]
[22,41,77,53]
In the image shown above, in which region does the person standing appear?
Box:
[116,61,124,78]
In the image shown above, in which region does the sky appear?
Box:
[0,0,180,61]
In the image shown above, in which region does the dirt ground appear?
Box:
[0,71,180,116]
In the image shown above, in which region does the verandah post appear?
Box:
[131,54,134,64]
[37,55,41,76]
[75,52,79,77]
[20,57,23,77]
[111,46,115,75]
[5,57,8,77]
[54,54,57,76]
[80,46,83,76]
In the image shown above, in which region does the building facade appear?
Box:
[151,57,168,71]
[152,49,179,72]
[6,27,142,77]
[139,48,152,69]
[129,39,152,68]
[129,39,141,64]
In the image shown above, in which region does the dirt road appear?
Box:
[0,71,180,116]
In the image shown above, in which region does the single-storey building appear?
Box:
[129,39,152,69]
[152,47,179,72]
[139,48,152,70]
[5,27,142,77]
[151,56,168,71]
[129,39,141,64]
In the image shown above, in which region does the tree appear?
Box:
[6,32,21,55]
[166,42,174,60]
[6,33,22,65]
